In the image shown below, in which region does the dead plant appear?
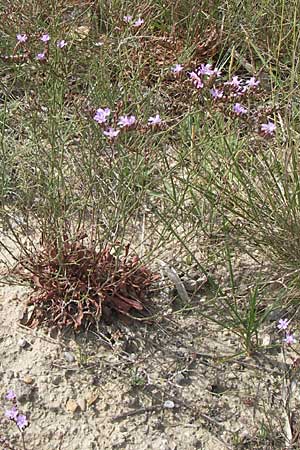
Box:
[15,233,159,332]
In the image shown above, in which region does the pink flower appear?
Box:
[226,76,241,88]
[57,39,67,48]
[40,34,50,42]
[210,88,223,99]
[16,34,27,43]
[133,18,144,27]
[198,63,214,76]
[5,389,16,401]
[16,414,28,431]
[246,77,260,88]
[284,333,296,345]
[148,114,162,126]
[117,115,136,128]
[277,318,289,331]
[189,71,203,89]
[5,406,18,420]
[123,15,133,23]
[36,52,46,61]
[103,127,120,139]
[171,64,183,74]
[94,107,111,124]
[233,103,247,115]
[261,121,276,136]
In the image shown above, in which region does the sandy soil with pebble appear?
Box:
[0,243,298,450]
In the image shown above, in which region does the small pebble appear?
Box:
[52,375,62,386]
[49,401,60,412]
[18,338,28,348]
[261,334,271,346]
[23,375,33,385]
[163,400,175,409]
[173,373,185,385]
[85,392,98,407]
[64,351,76,363]
[65,399,78,413]
[77,398,86,412]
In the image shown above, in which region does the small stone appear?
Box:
[49,401,60,412]
[18,338,28,348]
[77,398,86,412]
[261,334,271,347]
[23,375,33,385]
[183,279,198,292]
[227,372,237,381]
[66,399,78,413]
[64,351,76,363]
[173,373,185,385]
[163,400,175,409]
[52,375,62,386]
[85,392,98,407]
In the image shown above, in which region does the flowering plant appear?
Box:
[1,389,29,450]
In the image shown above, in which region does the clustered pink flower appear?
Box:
[246,77,260,88]
[124,15,144,27]
[171,64,183,74]
[123,15,133,23]
[117,115,136,128]
[277,318,289,331]
[5,390,16,401]
[224,76,260,96]
[261,121,276,136]
[93,106,162,140]
[94,107,111,124]
[148,114,162,126]
[284,333,296,345]
[198,63,214,76]
[233,103,247,115]
[16,415,28,430]
[210,88,224,99]
[103,127,120,139]
[184,66,273,138]
[226,75,241,88]
[36,52,46,61]
[4,390,29,432]
[277,319,297,346]
[16,34,27,43]
[57,39,67,48]
[133,18,144,27]
[188,63,221,90]
[189,71,203,89]
[5,406,18,420]
[40,33,50,42]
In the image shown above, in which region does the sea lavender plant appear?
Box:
[1,389,29,450]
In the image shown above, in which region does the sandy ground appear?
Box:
[0,255,296,450]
